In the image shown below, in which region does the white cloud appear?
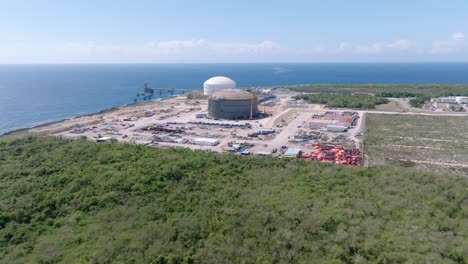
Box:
[452,32,465,41]
[337,42,351,52]
[3,33,467,63]
[431,32,465,54]
[311,47,326,53]
[58,39,284,63]
[330,39,411,54]
[147,39,206,49]
[355,43,384,54]
[387,39,412,50]
[209,40,280,54]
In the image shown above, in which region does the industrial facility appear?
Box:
[208,89,258,120]
[55,75,366,167]
[436,96,468,104]
[431,96,468,112]
[55,83,365,168]
[203,76,237,95]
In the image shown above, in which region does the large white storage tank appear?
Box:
[203,76,236,95]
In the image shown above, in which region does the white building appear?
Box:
[455,96,468,104]
[327,125,348,132]
[438,97,458,104]
[192,138,220,146]
[203,76,237,96]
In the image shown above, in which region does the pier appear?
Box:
[135,83,194,102]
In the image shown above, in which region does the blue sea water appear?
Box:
[1,63,468,135]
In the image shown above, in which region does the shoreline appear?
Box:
[3,82,468,138]
[0,96,175,138]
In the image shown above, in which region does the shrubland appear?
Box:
[294,94,389,109]
[285,84,468,96]
[287,84,468,108]
[0,137,467,263]
[365,113,468,176]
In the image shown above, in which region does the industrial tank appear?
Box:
[203,76,236,95]
[208,89,258,119]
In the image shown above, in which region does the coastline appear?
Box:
[0,96,174,139]
[3,81,468,139]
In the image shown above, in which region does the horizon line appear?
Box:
[1,61,468,65]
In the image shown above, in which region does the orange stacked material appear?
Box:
[302,145,362,166]
[302,152,313,161]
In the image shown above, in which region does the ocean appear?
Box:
[1,63,468,135]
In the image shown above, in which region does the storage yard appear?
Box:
[34,77,365,167]
[53,96,364,166]
[365,113,468,175]
[26,75,468,173]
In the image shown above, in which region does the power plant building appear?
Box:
[203,76,237,96]
[208,89,258,120]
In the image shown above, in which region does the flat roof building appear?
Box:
[284,148,302,158]
[192,138,220,146]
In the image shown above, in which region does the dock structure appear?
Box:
[135,83,195,102]
[143,83,193,96]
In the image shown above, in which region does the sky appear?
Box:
[0,0,467,63]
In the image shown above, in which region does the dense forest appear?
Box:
[294,94,389,109]
[0,137,467,263]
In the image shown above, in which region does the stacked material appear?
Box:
[302,145,362,166]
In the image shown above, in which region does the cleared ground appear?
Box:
[23,91,362,159]
[374,99,408,112]
[365,113,468,175]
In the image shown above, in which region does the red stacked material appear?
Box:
[302,145,362,166]
[323,114,353,123]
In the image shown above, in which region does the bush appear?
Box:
[0,137,466,263]
[295,94,389,109]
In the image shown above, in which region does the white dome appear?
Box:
[203,76,236,95]
[204,76,236,86]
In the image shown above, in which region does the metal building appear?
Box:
[208,89,258,119]
[284,148,302,158]
[326,125,348,132]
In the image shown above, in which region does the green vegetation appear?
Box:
[294,94,389,109]
[374,91,419,98]
[365,113,468,175]
[371,92,432,108]
[1,137,467,263]
[409,94,432,108]
[285,84,468,96]
[286,84,468,108]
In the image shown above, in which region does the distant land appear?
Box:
[2,63,468,135]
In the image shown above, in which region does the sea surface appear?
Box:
[1,63,468,135]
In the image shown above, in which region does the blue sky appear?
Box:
[0,0,467,63]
